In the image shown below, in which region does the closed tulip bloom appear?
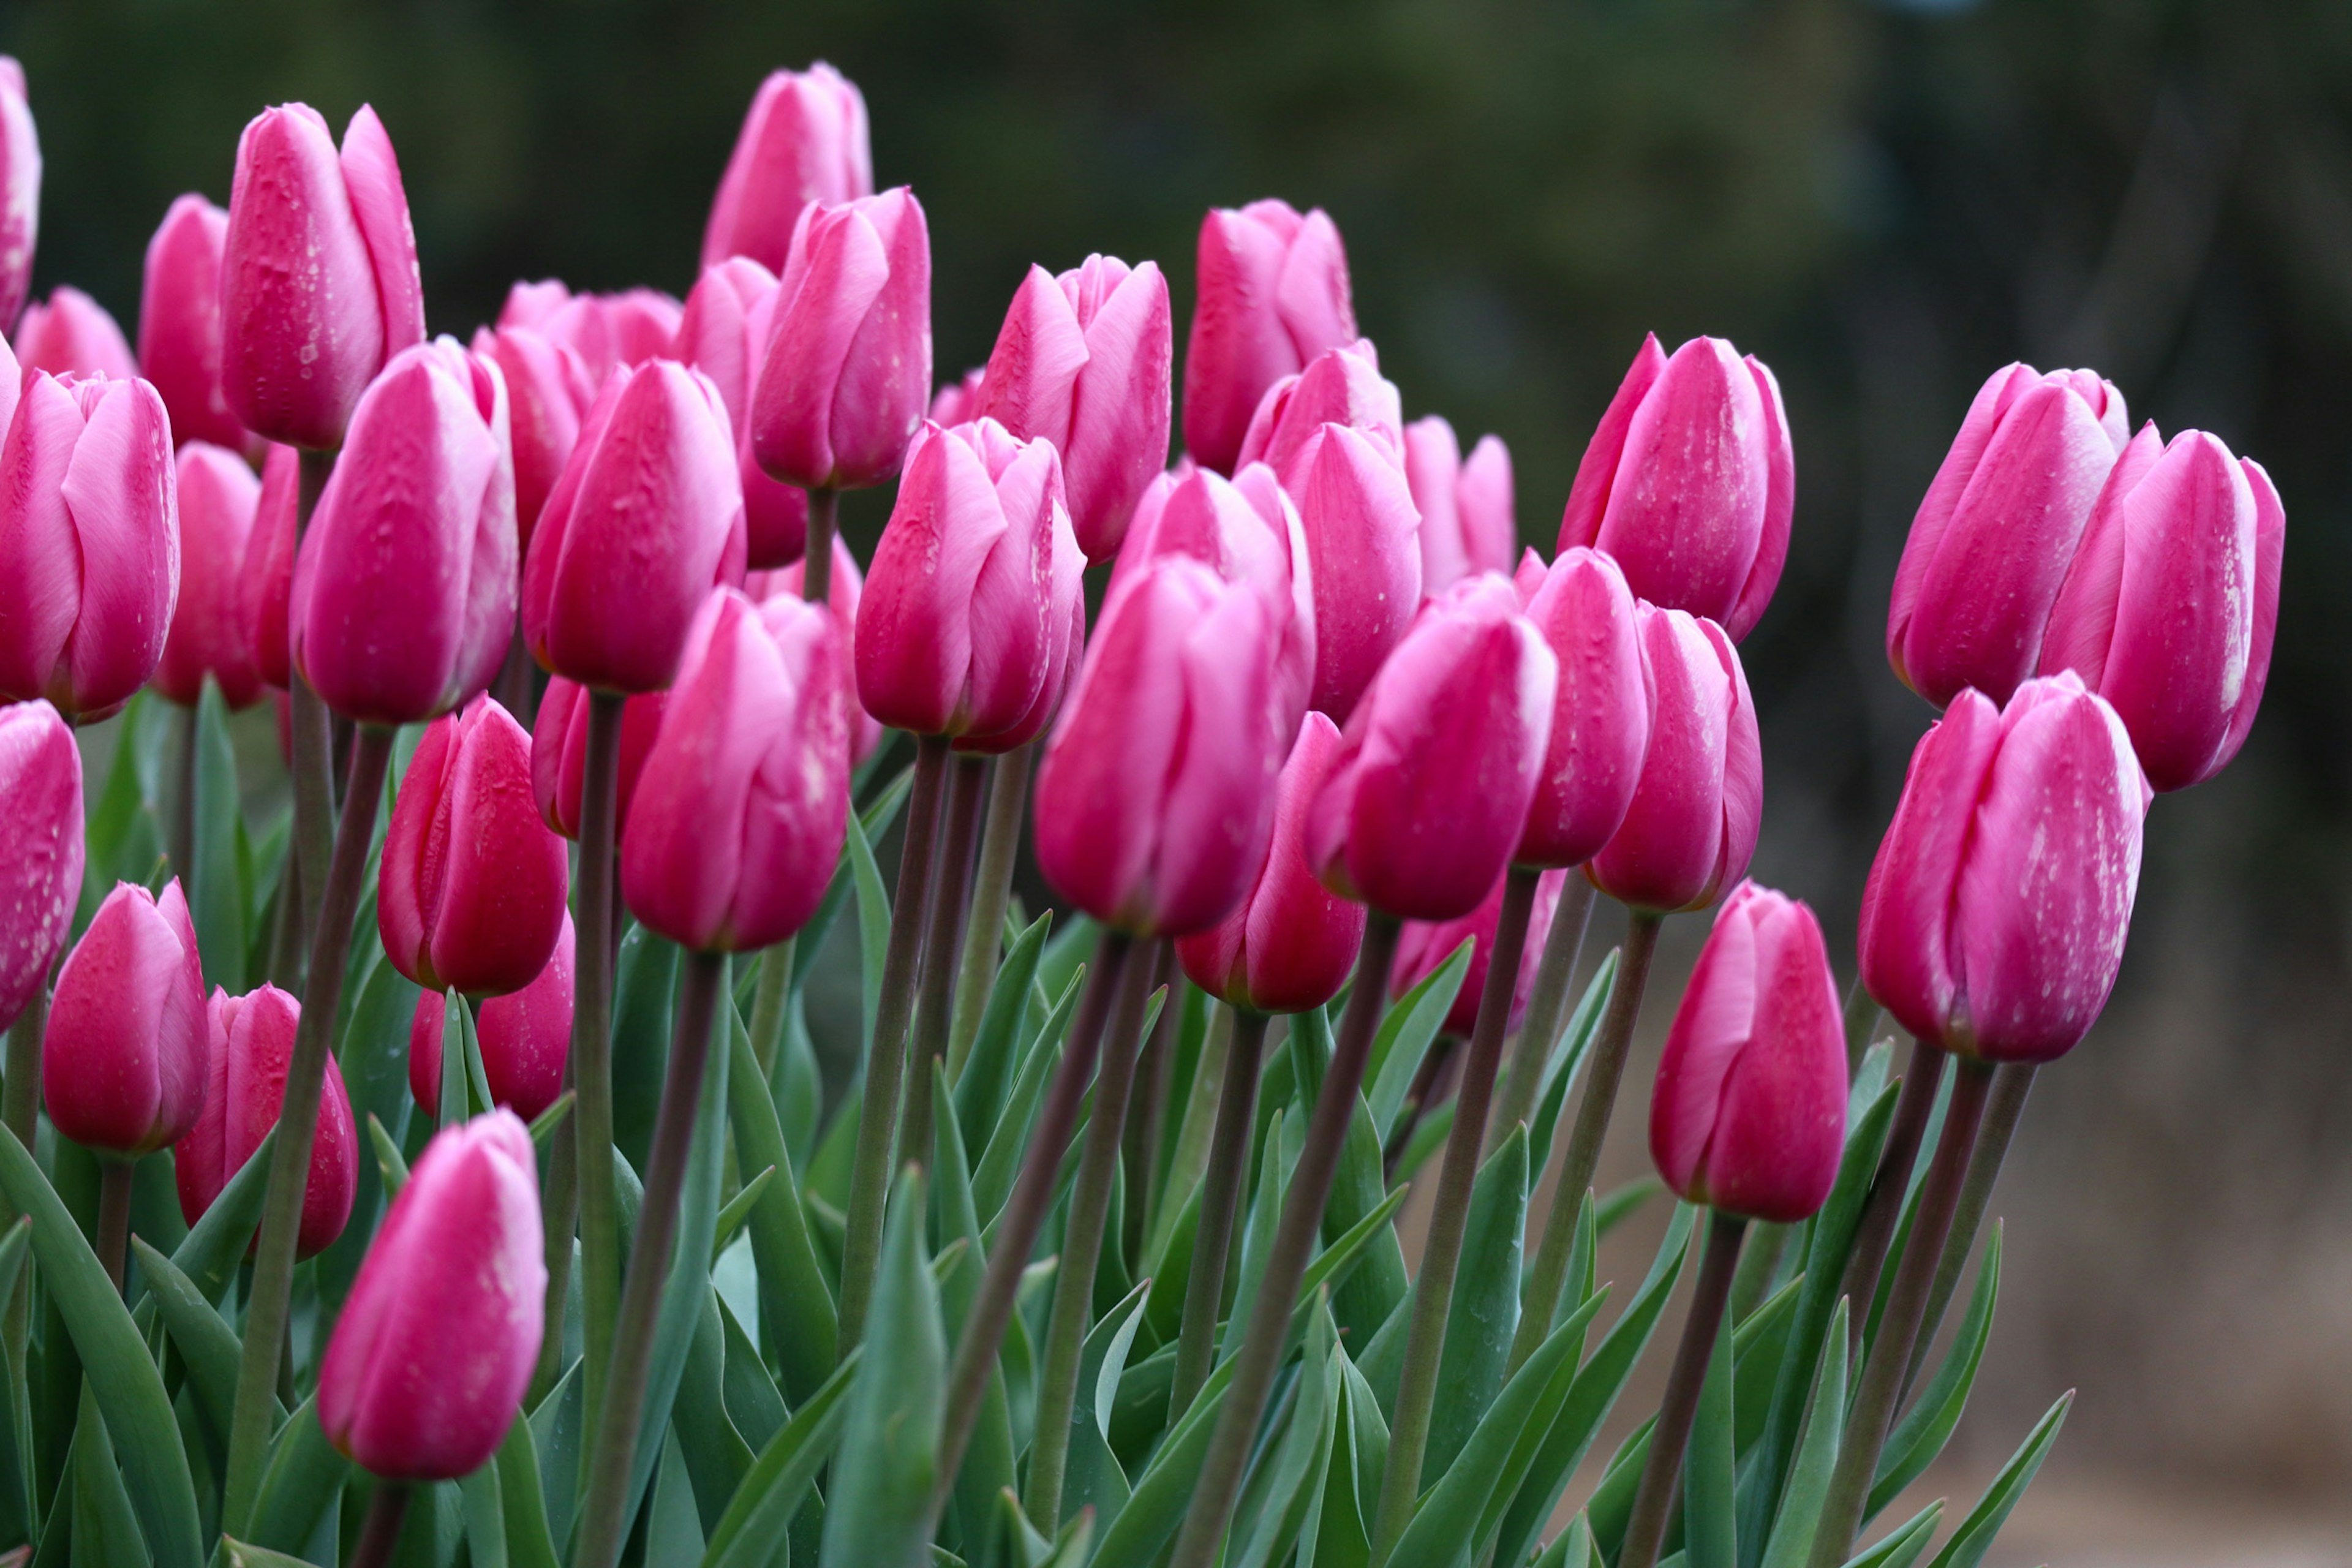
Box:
[15,286,137,383]
[702,64,873,274]
[1291,421,1423,722]
[43,880,207,1158]
[522,358,747,693]
[748,187,933,492]
[1234,337,1404,485]
[140,196,257,456]
[1306,574,1558,922]
[1588,605,1760,914]
[1035,557,1286,937]
[221,104,426,450]
[930,367,986,428]
[318,1110,545,1480]
[408,911,573,1121]
[496,279,682,383]
[856,419,1085,750]
[747,533,884,763]
[0,368,179,722]
[974,255,1173,562]
[1183,200,1356,475]
[622,590,852,952]
[1860,673,2147,1063]
[239,443,298,690]
[1408,417,1515,596]
[674,257,812,567]
[1887,363,2130,708]
[1515,547,1651,867]
[469,324,595,554]
[0,59,39,333]
[151,443,264,709]
[176,984,357,1256]
[1176,711,1364,1012]
[0,701,83,1034]
[382,696,569,996]
[1392,865,1572,1037]
[1650,881,1845,1222]
[1558,334,1795,643]
[2040,425,2286,792]
[530,676,666,840]
[292,339,516,725]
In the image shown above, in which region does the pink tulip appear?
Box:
[0,59,39,333]
[748,187,933,492]
[43,880,207,1158]
[1175,712,1364,1013]
[221,104,425,450]
[522,358,748,693]
[854,419,1085,752]
[1649,881,1845,1223]
[1234,338,1403,484]
[1887,362,2130,708]
[673,257,812,567]
[1407,417,1515,596]
[930,368,986,427]
[973,255,1174,561]
[1558,334,1795,643]
[318,1110,545,1480]
[139,195,259,456]
[1182,200,1356,475]
[15,286,137,383]
[497,280,683,383]
[530,676,667,841]
[175,984,357,1257]
[1035,556,1287,937]
[0,363,179,722]
[408,911,573,1122]
[382,696,569,996]
[622,590,851,952]
[745,533,884,763]
[469,324,595,556]
[701,64,873,274]
[1860,673,2148,1064]
[1306,574,1558,922]
[1515,547,1651,868]
[1587,605,1760,914]
[1290,421,1422,722]
[240,443,298,690]
[0,701,82,1035]
[2040,425,2286,792]
[1391,865,1572,1037]
[292,339,516,725]
[152,443,263,709]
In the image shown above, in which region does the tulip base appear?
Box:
[95,1158,134,1297]
[1168,1006,1271,1422]
[1616,1210,1748,1568]
[349,1482,411,1568]
[801,487,839,603]
[946,742,1035,1079]
[1488,871,1597,1152]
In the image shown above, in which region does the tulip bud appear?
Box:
[748,187,933,492]
[1182,200,1356,475]
[318,1110,545,1480]
[746,533,884,763]
[175,984,357,1257]
[1392,865,1572,1037]
[1515,547,1651,868]
[1886,362,2130,708]
[1035,557,1287,937]
[1290,422,1422,722]
[0,369,179,722]
[151,444,264,709]
[0,701,83,1035]
[240,443,298,690]
[1175,711,1364,1012]
[1588,604,1760,914]
[674,257,813,567]
[929,367,986,428]
[530,676,666,841]
[44,881,207,1158]
[292,339,516,725]
[1558,334,1795,643]
[498,280,684,385]
[1234,338,1403,484]
[1306,574,1558,921]
[622,589,852,952]
[1650,881,1845,1222]
[382,696,569,996]
[1860,673,2148,1063]
[523,357,747,693]
[15,286,137,383]
[469,324,595,555]
[1407,417,1515,597]
[221,104,426,450]
[702,64,873,274]
[973,255,1174,562]
[140,195,259,456]
[0,59,40,333]
[2040,425,2286,792]
[855,419,1085,751]
[408,911,573,1122]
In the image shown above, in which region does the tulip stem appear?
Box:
[836,733,952,1356]
[349,1481,411,1568]
[1806,1053,1993,1568]
[530,1082,579,1407]
[1508,906,1661,1377]
[494,625,538,729]
[1488,872,1597,1154]
[570,692,628,1442]
[1169,913,1404,1568]
[947,742,1033,1079]
[576,947,727,1568]
[95,1159,134,1297]
[1024,938,1160,1532]
[1836,1039,1947,1355]
[801,488,839,603]
[170,701,199,886]
[1167,1007,1270,1424]
[1616,1210,1748,1568]
[747,938,796,1079]
[285,450,341,978]
[1126,946,1181,1263]
[899,752,989,1169]
[1,981,45,1402]
[1371,867,1541,1564]
[1903,1061,2035,1402]
[222,722,393,1537]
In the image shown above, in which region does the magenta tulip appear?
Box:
[930,368,986,428]
[497,280,682,383]
[318,1110,545,1480]
[746,533,884,763]
[139,195,258,456]
[1408,417,1515,597]
[1392,865,1572,1037]
[240,443,298,690]
[176,984,357,1257]
[1182,200,1356,475]
[702,64,873,274]
[530,676,666,840]
[622,589,852,952]
[1291,421,1422,722]
[1860,673,2147,1063]
[152,443,264,709]
[1234,338,1403,486]
[469,324,595,556]
[1650,880,1845,1222]
[1515,546,1651,868]
[674,257,813,567]
[43,880,207,1158]
[409,911,573,1121]
[0,59,39,333]
[0,701,82,1034]
[15,286,137,383]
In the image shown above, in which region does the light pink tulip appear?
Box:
[1234,337,1402,484]
[469,324,595,556]
[1391,865,1572,1037]
[673,257,812,567]
[176,984,356,1257]
[409,911,573,1122]
[140,195,259,456]
[1182,200,1356,475]
[701,64,873,274]
[1290,421,1422,722]
[15,286,137,383]
[1407,416,1515,596]
[0,701,82,1035]
[43,880,207,1158]
[152,442,265,709]
[930,367,986,427]
[0,58,39,333]
[745,533,884,764]
[497,279,683,383]
[1515,547,1651,868]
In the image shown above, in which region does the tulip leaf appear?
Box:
[219,1539,320,1567]
[791,759,915,1001]
[951,909,1052,1152]
[845,805,892,1063]
[671,1286,755,1536]
[319,952,421,1306]
[817,1170,944,1568]
[530,1360,583,1544]
[1921,1390,2071,1568]
[1300,1007,1408,1350]
[461,1444,510,1568]
[1231,1312,1340,1568]
[1533,1513,1598,1568]
[244,1393,348,1557]
[494,1409,561,1568]
[970,965,1086,1228]
[1060,1280,1151,1531]
[1756,1299,1849,1568]
[438,989,470,1129]
[1681,1284,1739,1568]
[708,1165,775,1267]
[189,679,248,994]
[136,1122,279,1315]
[1365,941,1473,1139]
[366,1112,410,1199]
[723,1006,838,1403]
[129,1236,279,1446]
[527,1090,575,1145]
[646,1428,706,1565]
[1424,1126,1528,1479]
[1730,1275,1806,1456]
[1870,1224,2002,1520]
[929,1061,1017,1550]
[717,1295,786,1454]
[1841,1501,1941,1568]
[1390,1099,1453,1189]
[68,1382,148,1568]
[611,923,682,1172]
[1144,1001,1236,1273]
[1526,950,1617,1180]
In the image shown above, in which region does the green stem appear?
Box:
[571,692,628,1439]
[1616,1211,1748,1568]
[1124,944,1179,1264]
[1487,871,1597,1153]
[1,980,44,1411]
[286,449,340,976]
[1835,1039,1945,1355]
[575,948,727,1568]
[1507,906,1661,1377]
[529,1074,578,1406]
[222,722,393,1535]
[349,1480,411,1568]
[1727,1219,1791,1324]
[899,752,988,1170]
[836,733,951,1356]
[801,487,839,603]
[946,743,1033,1079]
[95,1159,134,1297]
[1371,867,1540,1563]
[1167,1008,1270,1423]
[747,937,797,1080]
[1902,1061,2035,1402]
[1168,913,1404,1568]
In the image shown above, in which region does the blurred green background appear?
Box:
[7,0,2349,1550]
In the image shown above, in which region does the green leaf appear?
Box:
[1060,1280,1151,1529]
[220,1539,325,1567]
[1841,1502,1941,1568]
[717,1295,787,1454]
[130,1235,278,1444]
[1586,1415,1655,1564]
[644,1428,706,1564]
[709,1166,775,1266]
[462,1444,510,1568]
[610,923,682,1172]
[671,1287,756,1536]
[246,1394,350,1557]
[1533,1513,1597,1568]
[791,759,916,1001]
[951,909,1052,1150]
[724,1008,837,1404]
[1316,1024,1410,1351]
[929,1061,1017,1554]
[969,965,1087,1227]
[1596,1175,1664,1239]
[1920,1391,2071,1568]
[319,954,420,1306]
[1365,943,1472,1138]
[366,1112,410,1199]
[817,1171,944,1568]
[1684,1283,1737,1568]
[530,1361,583,1546]
[1757,1300,1849,1568]
[69,1381,148,1568]
[1231,1313,1338,1568]
[1869,1225,2001,1520]
[1388,1101,1453,1188]
[438,989,470,1130]
[527,1090,574,1146]
[1221,1109,1292,1368]
[845,804,892,1060]
[142,1125,279,1311]
[494,1410,561,1568]
[1525,952,1616,1179]
[189,679,248,993]
[1425,1126,1529,1479]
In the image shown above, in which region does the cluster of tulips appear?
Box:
[0,45,2283,1568]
